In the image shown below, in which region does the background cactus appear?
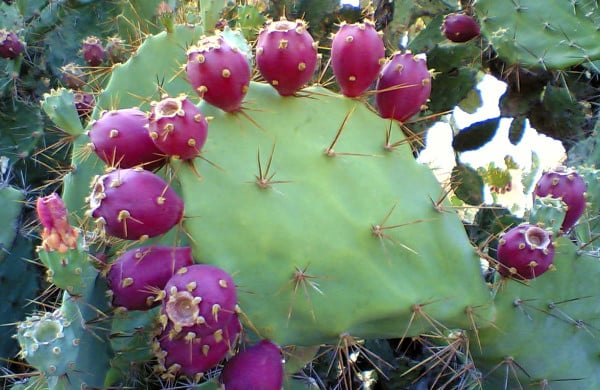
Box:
[3,0,600,389]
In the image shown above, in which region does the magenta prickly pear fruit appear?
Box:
[534,166,587,233]
[160,264,237,335]
[442,13,481,43]
[106,245,194,310]
[496,224,555,280]
[60,63,87,89]
[148,94,209,160]
[331,20,385,98]
[185,35,251,113]
[105,36,127,64]
[153,313,241,380]
[375,52,432,123]
[81,36,106,67]
[87,167,184,240]
[220,339,284,390]
[87,107,164,170]
[0,29,23,59]
[255,18,319,96]
[74,91,95,118]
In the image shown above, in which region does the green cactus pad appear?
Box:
[38,235,98,296]
[15,309,81,377]
[174,82,494,346]
[41,88,85,137]
[475,0,600,68]
[0,184,24,262]
[472,237,600,389]
[527,197,567,235]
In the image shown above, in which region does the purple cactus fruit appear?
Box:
[331,21,385,98]
[60,63,87,89]
[87,168,184,240]
[105,36,127,64]
[534,166,587,233]
[375,52,432,123]
[255,18,319,96]
[74,91,95,118]
[0,29,23,59]
[154,314,241,380]
[106,245,194,310]
[160,264,237,337]
[185,35,251,113]
[496,224,555,280]
[220,339,284,390]
[87,108,165,170]
[148,95,209,160]
[442,14,481,43]
[81,36,106,67]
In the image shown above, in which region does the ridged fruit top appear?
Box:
[255,18,318,96]
[331,21,385,97]
[186,35,251,113]
[375,52,432,123]
[148,95,209,160]
[497,223,555,280]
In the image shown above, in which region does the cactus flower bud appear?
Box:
[36,193,78,253]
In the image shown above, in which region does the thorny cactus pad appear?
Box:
[330,21,385,98]
[496,223,555,280]
[106,246,195,311]
[256,18,319,96]
[15,309,80,377]
[375,52,432,123]
[534,166,587,233]
[88,107,164,170]
[148,94,209,160]
[87,167,184,240]
[185,35,251,113]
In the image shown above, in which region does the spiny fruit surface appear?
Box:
[534,166,587,233]
[496,223,555,280]
[87,168,184,240]
[256,18,318,96]
[81,36,105,67]
[375,52,432,123]
[106,245,195,311]
[442,13,481,43]
[331,21,385,97]
[220,339,284,390]
[160,264,237,335]
[0,29,23,59]
[185,35,251,112]
[153,313,241,380]
[87,108,164,170]
[148,94,209,160]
